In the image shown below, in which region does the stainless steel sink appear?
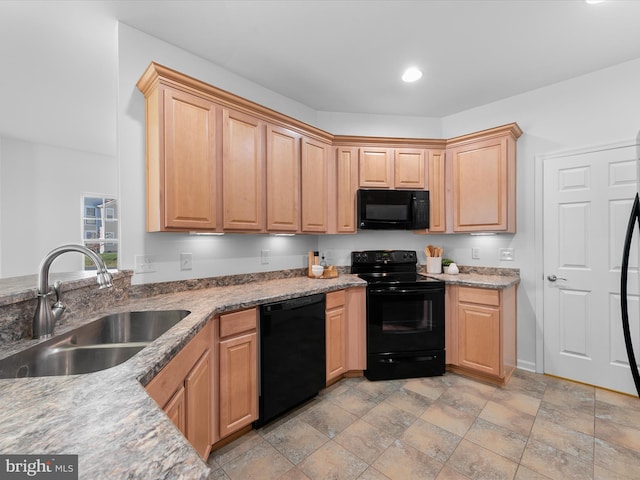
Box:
[0,310,190,379]
[66,310,192,344]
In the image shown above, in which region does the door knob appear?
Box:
[547,274,567,282]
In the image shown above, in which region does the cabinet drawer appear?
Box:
[219,308,257,338]
[326,290,346,310]
[458,287,500,307]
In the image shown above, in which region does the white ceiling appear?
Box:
[107,0,640,118]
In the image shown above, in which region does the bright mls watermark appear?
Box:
[0,455,77,479]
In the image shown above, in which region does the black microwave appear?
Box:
[357,189,429,230]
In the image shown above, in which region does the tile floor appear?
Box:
[207,370,640,479]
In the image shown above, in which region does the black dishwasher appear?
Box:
[254,293,326,428]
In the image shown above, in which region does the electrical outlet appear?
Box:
[261,249,269,264]
[135,255,156,273]
[499,248,514,261]
[180,252,193,270]
[472,247,480,260]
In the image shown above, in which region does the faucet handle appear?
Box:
[52,281,66,318]
[53,281,63,303]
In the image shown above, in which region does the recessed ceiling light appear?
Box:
[402,67,422,83]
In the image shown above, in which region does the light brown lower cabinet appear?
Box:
[185,350,212,456]
[145,322,212,460]
[326,290,347,383]
[446,284,517,386]
[147,290,365,457]
[345,287,366,372]
[215,308,258,441]
[163,385,186,433]
[326,287,366,385]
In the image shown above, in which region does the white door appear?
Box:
[543,142,640,395]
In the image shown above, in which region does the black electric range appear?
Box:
[351,250,446,380]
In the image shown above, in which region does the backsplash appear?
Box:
[128,266,351,299]
[0,271,132,345]
[419,265,520,277]
[0,267,353,346]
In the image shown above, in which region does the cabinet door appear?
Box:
[186,349,212,460]
[345,287,366,371]
[222,108,265,231]
[219,331,258,438]
[449,136,510,232]
[326,291,347,383]
[359,147,393,188]
[335,147,358,233]
[301,137,330,232]
[161,86,217,231]
[164,386,186,435]
[427,150,446,232]
[394,149,425,189]
[266,125,300,232]
[457,302,501,377]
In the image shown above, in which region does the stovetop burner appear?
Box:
[350,249,444,287]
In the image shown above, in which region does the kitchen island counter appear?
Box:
[0,274,365,479]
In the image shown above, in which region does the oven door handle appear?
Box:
[369,288,434,295]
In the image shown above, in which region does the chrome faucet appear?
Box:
[33,244,113,339]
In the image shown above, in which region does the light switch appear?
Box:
[472,247,480,260]
[180,253,193,270]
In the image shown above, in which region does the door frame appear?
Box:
[534,138,640,375]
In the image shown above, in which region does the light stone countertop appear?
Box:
[0,268,518,479]
[0,274,365,480]
[420,272,520,289]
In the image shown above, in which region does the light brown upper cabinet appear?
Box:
[446,124,522,233]
[266,125,301,232]
[334,147,359,233]
[358,147,426,190]
[394,149,426,189]
[426,150,446,233]
[301,137,331,233]
[359,147,393,188]
[222,108,265,232]
[138,82,218,232]
[138,63,521,236]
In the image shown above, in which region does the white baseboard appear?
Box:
[517,359,537,373]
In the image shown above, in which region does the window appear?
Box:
[82,195,118,270]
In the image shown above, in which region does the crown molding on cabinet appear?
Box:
[137,62,521,149]
[137,62,333,144]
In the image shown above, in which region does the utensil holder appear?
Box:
[426,257,442,274]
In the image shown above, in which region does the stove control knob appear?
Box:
[355,252,368,262]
